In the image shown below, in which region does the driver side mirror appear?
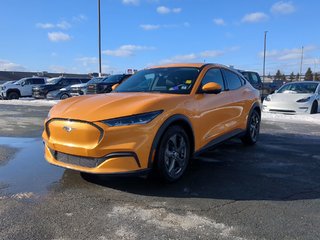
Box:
[112,83,119,91]
[201,82,222,94]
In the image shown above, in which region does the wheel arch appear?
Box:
[7,89,21,97]
[148,114,195,168]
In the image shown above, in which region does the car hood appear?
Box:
[71,83,87,88]
[269,93,313,102]
[49,92,188,122]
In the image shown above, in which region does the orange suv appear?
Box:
[43,63,261,182]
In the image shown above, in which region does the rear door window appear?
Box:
[223,69,243,90]
[201,68,225,90]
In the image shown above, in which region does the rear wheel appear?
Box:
[60,93,70,100]
[241,110,260,145]
[155,125,190,182]
[310,101,318,114]
[7,91,19,100]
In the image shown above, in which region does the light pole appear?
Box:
[98,0,102,77]
[299,46,304,81]
[263,31,268,85]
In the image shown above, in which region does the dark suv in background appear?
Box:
[86,74,131,94]
[32,77,89,99]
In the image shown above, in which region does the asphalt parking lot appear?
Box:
[0,103,320,240]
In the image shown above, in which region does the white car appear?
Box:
[263,81,320,114]
[1,77,46,99]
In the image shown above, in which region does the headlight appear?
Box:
[264,95,271,101]
[296,97,311,103]
[102,110,163,127]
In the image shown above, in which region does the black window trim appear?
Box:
[196,66,226,94]
[221,68,245,91]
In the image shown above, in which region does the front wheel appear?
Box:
[60,93,70,100]
[155,125,190,182]
[241,110,261,145]
[310,101,318,114]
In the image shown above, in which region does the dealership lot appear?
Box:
[0,102,320,240]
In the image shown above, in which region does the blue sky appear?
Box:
[0,0,319,75]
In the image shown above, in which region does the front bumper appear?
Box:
[43,118,158,174]
[262,101,311,114]
[1,90,7,98]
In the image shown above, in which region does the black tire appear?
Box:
[154,125,190,182]
[60,93,70,100]
[241,110,260,145]
[310,101,318,114]
[7,91,19,100]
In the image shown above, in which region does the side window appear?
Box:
[30,78,44,84]
[24,79,32,85]
[223,70,243,90]
[201,68,225,90]
[251,73,261,84]
[70,79,81,85]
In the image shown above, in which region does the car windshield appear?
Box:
[277,83,319,94]
[102,74,125,84]
[14,78,28,85]
[46,78,61,85]
[115,67,200,94]
[87,77,104,84]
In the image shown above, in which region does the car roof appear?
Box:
[285,81,319,84]
[148,63,228,69]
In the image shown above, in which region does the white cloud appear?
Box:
[271,1,295,14]
[36,21,71,30]
[36,23,55,29]
[48,32,71,42]
[200,50,224,58]
[140,22,189,31]
[103,45,154,57]
[140,24,161,30]
[56,21,72,29]
[260,45,317,61]
[242,12,268,23]
[157,6,181,14]
[76,57,98,66]
[160,47,239,64]
[122,0,140,5]
[160,54,197,64]
[50,65,69,73]
[172,8,182,13]
[0,59,26,71]
[213,18,226,26]
[72,14,87,22]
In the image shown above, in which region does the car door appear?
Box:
[222,69,251,127]
[20,78,33,96]
[195,67,238,147]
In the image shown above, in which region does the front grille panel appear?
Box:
[50,148,105,168]
[269,109,296,113]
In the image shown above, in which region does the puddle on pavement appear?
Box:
[0,137,64,196]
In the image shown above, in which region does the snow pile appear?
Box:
[0,98,59,106]
[262,112,320,125]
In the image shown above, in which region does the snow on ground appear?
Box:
[0,98,319,125]
[262,112,320,125]
[0,98,59,106]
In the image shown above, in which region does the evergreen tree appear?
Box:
[275,70,282,80]
[289,72,295,81]
[281,74,287,81]
[314,72,319,81]
[304,67,313,81]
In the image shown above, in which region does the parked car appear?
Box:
[32,77,90,99]
[263,81,320,114]
[45,85,73,100]
[43,63,261,182]
[236,70,263,96]
[70,77,104,97]
[86,74,131,94]
[1,77,46,99]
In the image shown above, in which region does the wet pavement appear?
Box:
[0,105,320,240]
